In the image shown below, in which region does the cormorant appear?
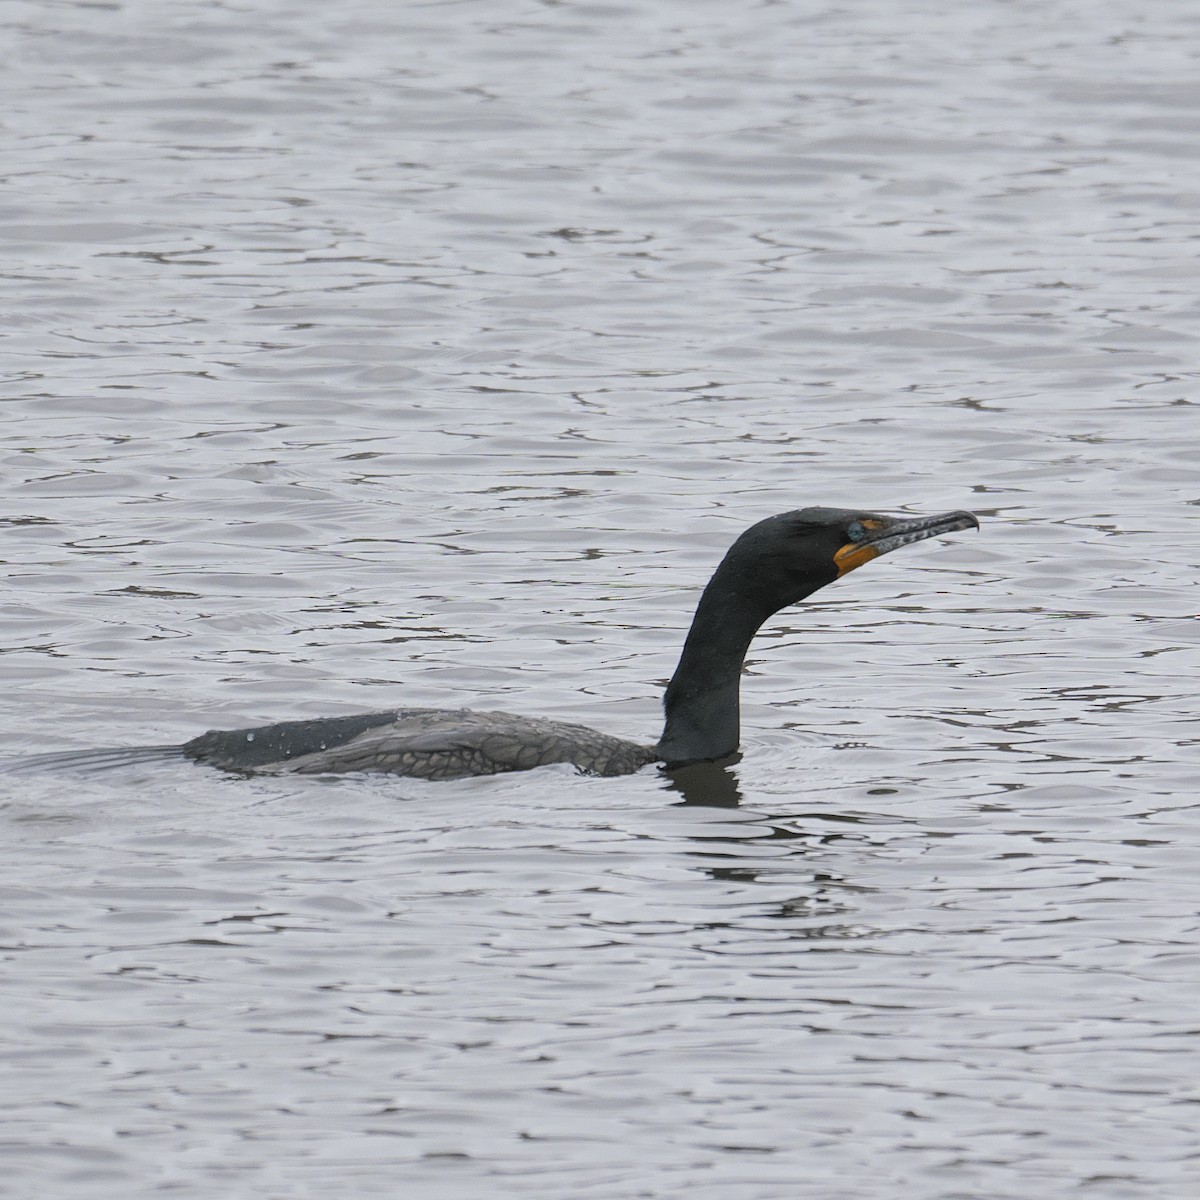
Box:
[7,507,976,780]
[184,506,977,778]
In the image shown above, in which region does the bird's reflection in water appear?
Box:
[661,756,743,807]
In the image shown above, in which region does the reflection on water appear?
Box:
[662,758,744,807]
[3,0,1199,1196]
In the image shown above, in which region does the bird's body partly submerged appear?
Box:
[10,506,977,780]
[183,707,658,780]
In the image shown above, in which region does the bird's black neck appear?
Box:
[656,562,771,767]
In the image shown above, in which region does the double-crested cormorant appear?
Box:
[168,506,975,779]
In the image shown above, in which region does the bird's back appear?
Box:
[183,707,658,780]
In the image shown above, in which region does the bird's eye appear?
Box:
[847,521,866,542]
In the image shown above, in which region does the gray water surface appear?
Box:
[2,1,1198,1197]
